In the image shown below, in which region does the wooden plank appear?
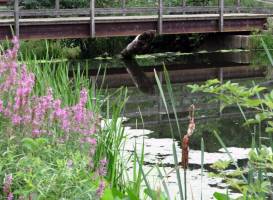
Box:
[90,0,95,37]
[158,0,163,34]
[219,0,224,32]
[14,0,19,37]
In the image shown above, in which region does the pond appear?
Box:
[83,49,266,199]
[122,81,260,199]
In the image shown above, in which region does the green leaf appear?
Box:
[211,160,232,170]
[36,138,48,146]
[213,192,232,200]
[144,188,167,200]
[126,188,139,200]
[207,79,220,85]
[22,138,37,152]
[265,127,273,133]
[243,99,262,107]
[101,188,114,200]
[244,118,259,126]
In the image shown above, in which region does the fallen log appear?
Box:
[121,30,156,59]
[121,30,156,94]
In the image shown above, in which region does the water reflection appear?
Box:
[148,118,252,152]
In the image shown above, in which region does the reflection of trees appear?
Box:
[148,117,252,152]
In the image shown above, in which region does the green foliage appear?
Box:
[79,37,130,58]
[0,40,132,199]
[188,79,273,199]
[0,137,99,199]
[214,192,234,200]
[188,79,267,111]
[19,40,81,60]
[211,160,232,171]
[20,0,55,9]
[251,34,273,68]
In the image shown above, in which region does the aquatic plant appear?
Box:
[188,78,273,199]
[181,105,195,169]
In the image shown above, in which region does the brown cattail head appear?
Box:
[181,105,195,169]
[182,135,189,169]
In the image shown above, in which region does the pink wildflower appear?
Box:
[96,181,105,197]
[3,174,12,194]
[11,115,21,125]
[85,137,97,145]
[7,192,13,200]
[0,99,3,112]
[97,158,107,176]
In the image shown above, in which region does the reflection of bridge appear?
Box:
[1,0,273,39]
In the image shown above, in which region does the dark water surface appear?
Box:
[89,50,265,199]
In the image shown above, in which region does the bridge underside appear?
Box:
[0,13,268,40]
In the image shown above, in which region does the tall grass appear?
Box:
[154,67,185,200]
[0,38,132,199]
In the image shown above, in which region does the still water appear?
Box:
[88,50,265,199]
[121,80,261,199]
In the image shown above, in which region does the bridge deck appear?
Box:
[0,13,270,39]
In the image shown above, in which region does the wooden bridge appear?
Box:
[1,0,273,40]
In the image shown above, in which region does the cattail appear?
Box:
[181,105,195,169]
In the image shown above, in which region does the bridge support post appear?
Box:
[157,0,163,35]
[182,0,186,14]
[14,0,19,37]
[90,0,95,38]
[55,0,60,17]
[236,0,240,13]
[218,0,224,32]
[122,0,126,16]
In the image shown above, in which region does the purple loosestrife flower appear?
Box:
[0,99,3,112]
[96,181,105,197]
[85,137,97,145]
[3,174,12,194]
[0,37,99,164]
[7,192,13,200]
[97,158,107,177]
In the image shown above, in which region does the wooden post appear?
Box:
[122,0,126,16]
[55,0,60,17]
[236,0,240,13]
[182,0,186,14]
[219,0,224,32]
[90,0,95,38]
[157,0,163,35]
[14,0,19,37]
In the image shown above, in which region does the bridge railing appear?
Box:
[0,0,271,38]
[1,5,272,18]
